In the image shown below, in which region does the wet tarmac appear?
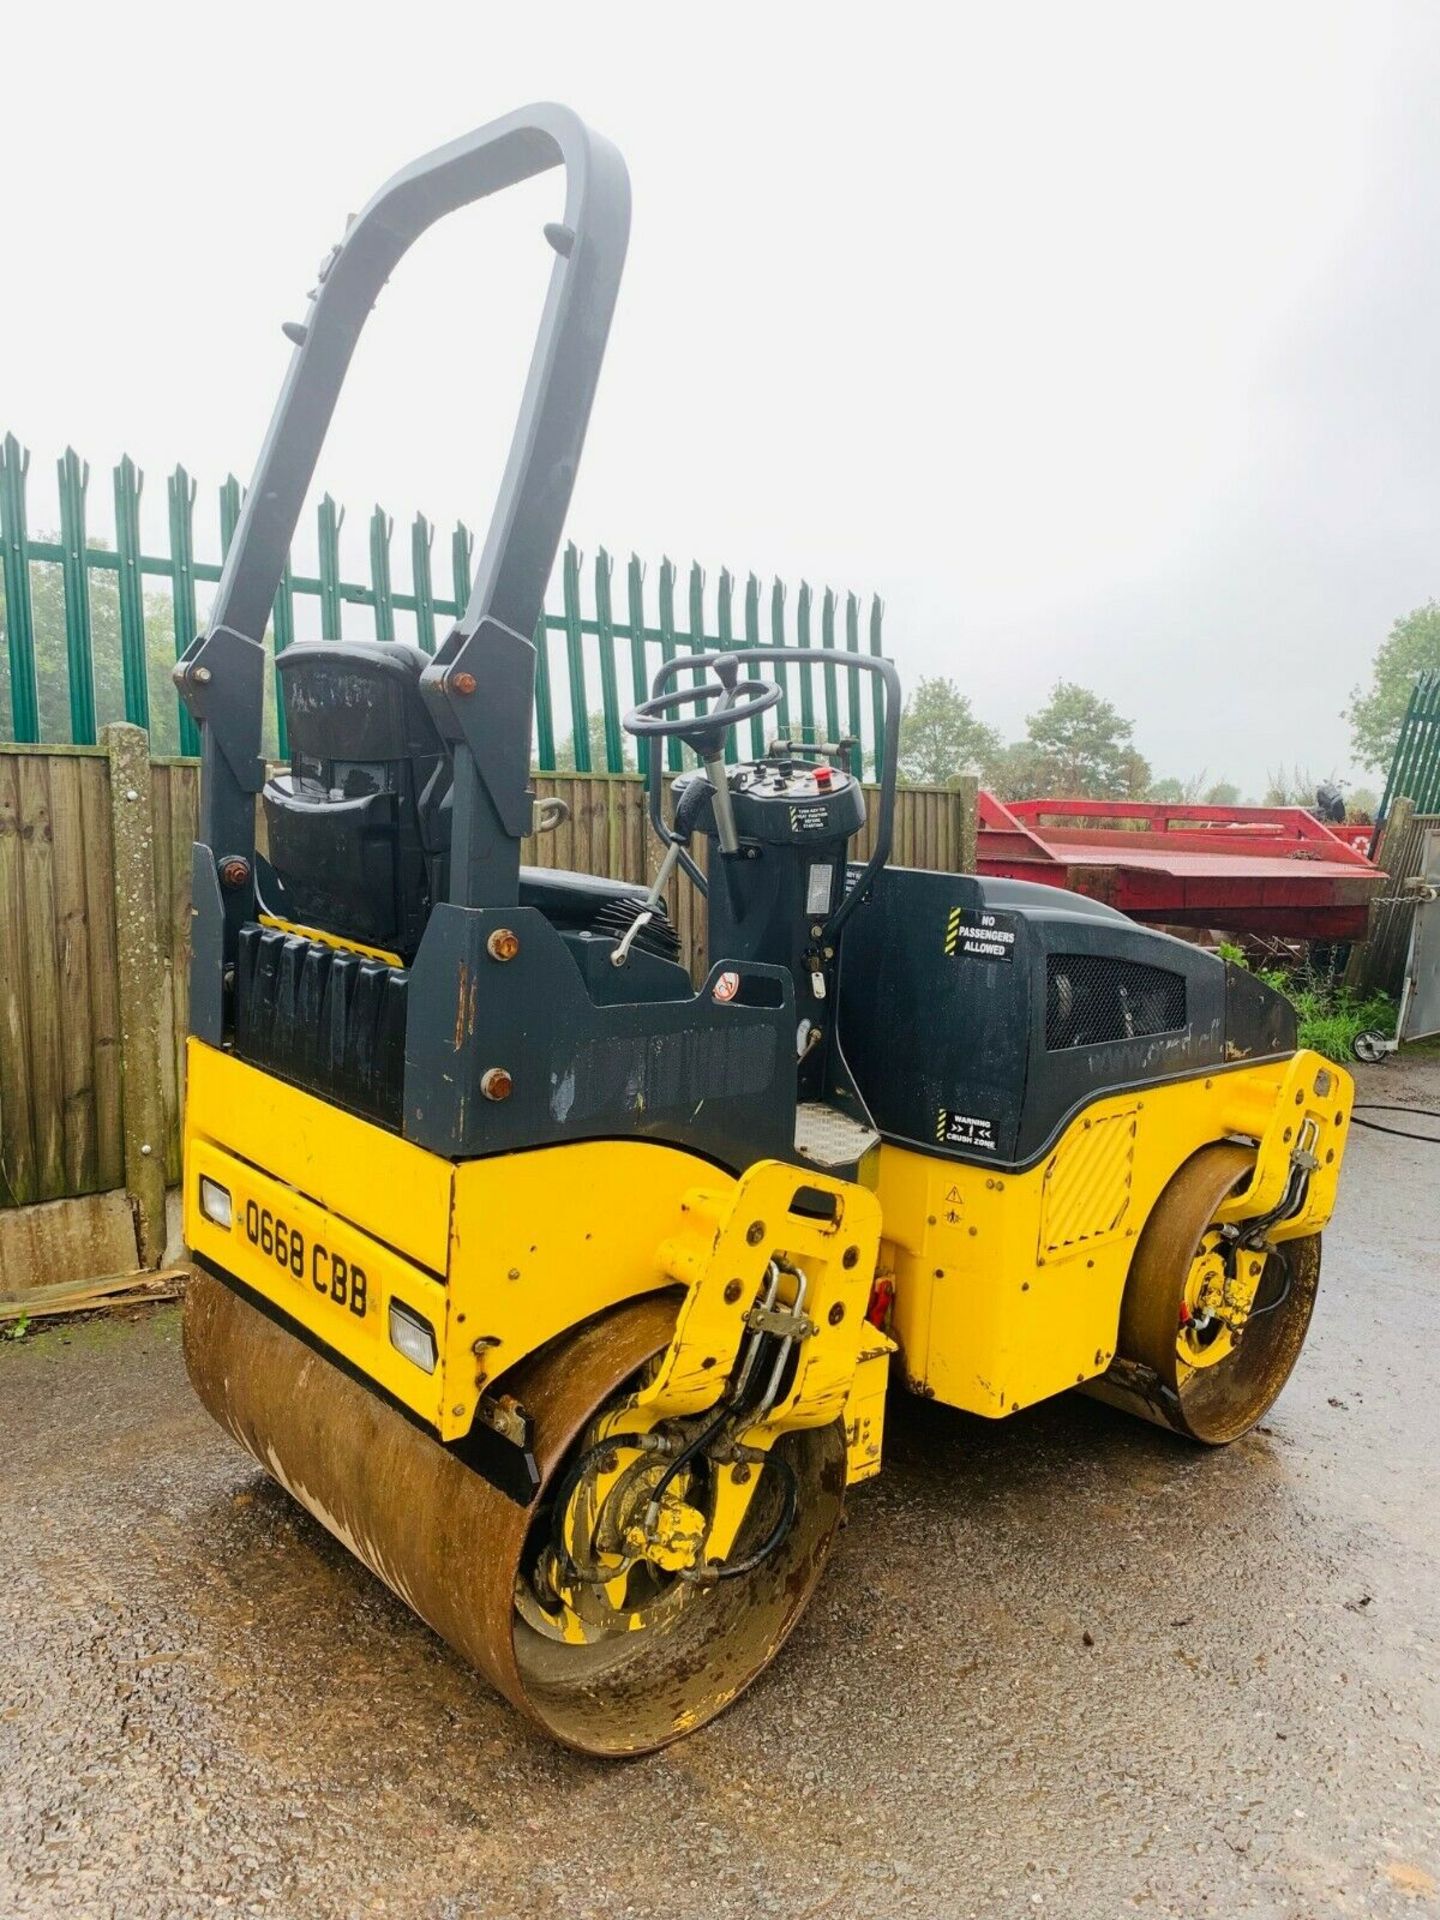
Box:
[2,1057,1437,1919]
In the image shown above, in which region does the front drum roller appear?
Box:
[183,1274,845,1755]
[1101,1143,1322,1445]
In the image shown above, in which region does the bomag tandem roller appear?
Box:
[176,106,1355,1755]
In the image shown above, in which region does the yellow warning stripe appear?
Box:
[257,913,404,968]
[944,905,962,955]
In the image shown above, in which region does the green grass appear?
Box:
[1254,967,1394,1064]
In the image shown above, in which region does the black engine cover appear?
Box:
[836,868,1296,1169]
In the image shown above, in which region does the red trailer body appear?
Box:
[976,795,1383,941]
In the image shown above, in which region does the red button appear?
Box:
[814,766,833,787]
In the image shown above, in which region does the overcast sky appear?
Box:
[5,0,1439,792]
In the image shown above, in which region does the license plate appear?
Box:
[239,1196,370,1322]
[185,1138,451,1431]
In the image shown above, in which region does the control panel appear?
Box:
[693,760,868,847]
[675,758,868,1097]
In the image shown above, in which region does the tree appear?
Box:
[989,680,1148,801]
[984,738,1052,801]
[1205,780,1241,807]
[896,675,1001,785]
[1147,775,1193,804]
[1347,601,1440,770]
[555,708,634,773]
[1264,764,1319,808]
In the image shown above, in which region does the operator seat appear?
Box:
[263,641,661,962]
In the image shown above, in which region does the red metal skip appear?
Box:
[976,795,1383,941]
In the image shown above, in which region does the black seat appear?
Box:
[264,642,671,961]
[265,642,450,957]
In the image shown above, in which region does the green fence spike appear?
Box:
[57,448,97,745]
[7,434,893,781]
[1377,673,1431,826]
[532,602,556,770]
[0,435,40,742]
[626,553,650,780]
[687,559,707,682]
[868,596,887,783]
[219,475,254,733]
[1402,671,1440,817]
[451,520,473,614]
[844,590,864,778]
[796,581,816,740]
[317,495,344,640]
[1424,675,1440,812]
[411,514,435,652]
[595,547,624,773]
[819,585,840,752]
[717,566,739,764]
[113,454,149,731]
[770,578,790,732]
[561,542,590,771]
[167,464,200,754]
[659,557,680,772]
[273,556,295,759]
[743,571,766,759]
[369,506,395,641]
[687,562,711,758]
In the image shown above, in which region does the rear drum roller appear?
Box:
[1106,1143,1322,1445]
[184,1274,845,1755]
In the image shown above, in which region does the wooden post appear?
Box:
[1345,795,1415,993]
[103,723,167,1266]
[952,774,979,874]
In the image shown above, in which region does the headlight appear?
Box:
[199,1176,232,1230]
[388,1300,438,1373]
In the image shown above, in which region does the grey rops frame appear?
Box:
[175,104,631,1043]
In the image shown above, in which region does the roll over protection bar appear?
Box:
[176,105,632,1014]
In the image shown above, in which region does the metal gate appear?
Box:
[1399,825,1440,1043]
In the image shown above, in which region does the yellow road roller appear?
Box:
[174,104,1354,1755]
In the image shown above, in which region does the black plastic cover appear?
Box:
[837,868,1296,1169]
[235,924,409,1129]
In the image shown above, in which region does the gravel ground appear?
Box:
[1,1056,1437,1920]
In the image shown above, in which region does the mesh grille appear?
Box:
[1045,953,1187,1050]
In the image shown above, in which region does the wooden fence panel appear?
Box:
[47,753,98,1196]
[77,752,123,1194]
[0,746,129,1209]
[165,764,199,1174]
[15,754,66,1200]
[0,753,37,1208]
[0,746,972,1213]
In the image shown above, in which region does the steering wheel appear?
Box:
[625,657,782,759]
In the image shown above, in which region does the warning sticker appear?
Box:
[944,905,1017,963]
[936,1109,998,1152]
[789,804,831,833]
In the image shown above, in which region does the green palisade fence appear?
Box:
[1375,671,1440,835]
[0,433,888,779]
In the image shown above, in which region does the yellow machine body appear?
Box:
[874,1047,1351,1417]
[184,1035,1351,1460]
[182,1040,892,1484]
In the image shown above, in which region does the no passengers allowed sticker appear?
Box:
[944,905,1017,962]
[936,1108,997,1151]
